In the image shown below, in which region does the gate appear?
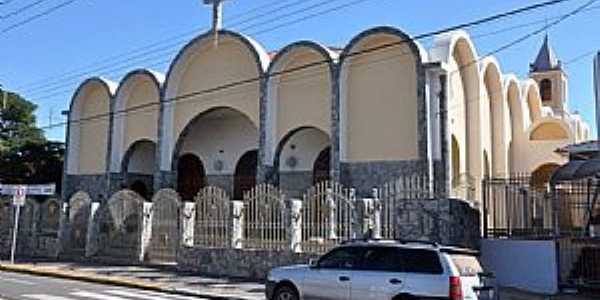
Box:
[243,184,288,250]
[65,192,92,255]
[195,186,231,248]
[301,181,356,254]
[98,190,144,260]
[147,189,180,262]
[378,175,433,240]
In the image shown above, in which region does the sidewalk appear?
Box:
[0,260,264,300]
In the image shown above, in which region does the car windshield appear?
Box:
[450,254,483,277]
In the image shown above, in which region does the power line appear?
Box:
[0,0,50,20]
[13,0,327,91]
[16,0,573,95]
[1,0,77,34]
[22,0,375,99]
[24,0,576,102]
[38,0,588,132]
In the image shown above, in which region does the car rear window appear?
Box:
[361,247,443,274]
[450,254,483,276]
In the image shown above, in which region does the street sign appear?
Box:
[12,185,26,207]
[0,184,55,196]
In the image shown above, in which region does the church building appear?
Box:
[63,21,590,204]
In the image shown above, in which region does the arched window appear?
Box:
[540,79,552,102]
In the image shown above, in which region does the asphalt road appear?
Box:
[0,271,209,300]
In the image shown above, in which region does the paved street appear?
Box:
[0,271,211,300]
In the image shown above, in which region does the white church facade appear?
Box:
[63,26,590,204]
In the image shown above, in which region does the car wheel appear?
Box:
[274,285,299,300]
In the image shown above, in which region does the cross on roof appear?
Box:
[204,0,230,32]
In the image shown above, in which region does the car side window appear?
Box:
[361,247,403,272]
[399,248,444,274]
[318,247,362,270]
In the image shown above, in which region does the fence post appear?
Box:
[181,202,196,247]
[85,202,100,257]
[290,199,302,253]
[138,202,153,262]
[232,200,244,249]
[359,198,373,238]
[326,188,337,240]
[372,188,382,239]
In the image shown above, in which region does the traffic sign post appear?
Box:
[10,185,26,264]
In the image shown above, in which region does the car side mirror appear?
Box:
[308,258,319,268]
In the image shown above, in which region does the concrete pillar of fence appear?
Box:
[372,188,382,239]
[232,200,244,249]
[327,188,338,240]
[85,202,100,257]
[56,201,69,257]
[181,202,196,247]
[139,202,153,262]
[290,199,303,253]
[359,198,373,238]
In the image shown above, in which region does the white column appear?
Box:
[139,202,153,262]
[85,202,100,257]
[231,200,244,249]
[290,199,303,253]
[181,202,196,247]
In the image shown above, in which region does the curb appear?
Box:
[0,264,251,300]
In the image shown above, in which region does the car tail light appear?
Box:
[449,276,463,300]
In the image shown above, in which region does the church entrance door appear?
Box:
[234,150,257,200]
[177,154,206,201]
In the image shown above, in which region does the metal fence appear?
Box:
[194,186,231,248]
[300,181,356,254]
[242,184,288,250]
[483,176,600,239]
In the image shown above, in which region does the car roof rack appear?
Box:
[395,239,439,248]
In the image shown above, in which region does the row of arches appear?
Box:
[67,26,427,199]
[66,26,589,203]
[431,31,588,200]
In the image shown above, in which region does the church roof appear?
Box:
[530,34,561,72]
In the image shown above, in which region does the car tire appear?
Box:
[274,284,299,300]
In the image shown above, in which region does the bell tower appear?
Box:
[529,34,568,116]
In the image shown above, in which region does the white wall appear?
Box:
[481,239,558,294]
[279,128,329,172]
[179,111,258,175]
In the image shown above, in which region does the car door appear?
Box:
[351,246,407,300]
[302,246,363,300]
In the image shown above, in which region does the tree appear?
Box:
[0,90,64,191]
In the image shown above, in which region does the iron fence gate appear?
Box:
[148,189,181,262]
[66,192,92,255]
[194,186,231,248]
[243,184,288,250]
[301,181,356,254]
[98,190,143,260]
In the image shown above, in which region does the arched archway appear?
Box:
[540,79,552,102]
[274,127,330,196]
[130,181,150,200]
[530,163,560,189]
[451,135,461,188]
[313,146,331,184]
[234,150,258,200]
[176,153,206,201]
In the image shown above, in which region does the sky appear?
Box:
[0,0,599,141]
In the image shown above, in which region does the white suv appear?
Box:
[266,240,494,300]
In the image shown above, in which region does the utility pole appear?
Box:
[594,52,600,141]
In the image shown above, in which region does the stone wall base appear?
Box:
[177,247,316,280]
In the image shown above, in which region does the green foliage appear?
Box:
[0,89,64,190]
